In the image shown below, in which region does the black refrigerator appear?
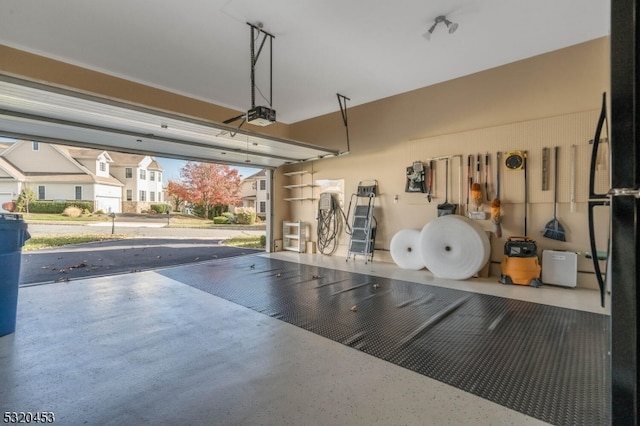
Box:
[609,1,640,423]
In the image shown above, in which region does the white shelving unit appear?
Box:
[283,170,315,201]
[283,221,306,252]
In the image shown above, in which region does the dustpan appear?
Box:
[543,146,566,241]
[437,158,457,216]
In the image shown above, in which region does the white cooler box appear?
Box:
[542,250,577,288]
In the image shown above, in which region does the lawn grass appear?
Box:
[223,235,265,249]
[24,234,129,251]
[22,213,110,223]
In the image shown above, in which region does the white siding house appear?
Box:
[0,141,164,213]
[107,152,164,213]
[0,144,25,212]
[238,169,267,218]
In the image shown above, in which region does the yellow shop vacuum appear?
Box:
[499,236,542,287]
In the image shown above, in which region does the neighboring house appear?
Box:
[107,152,164,213]
[0,140,164,214]
[237,169,267,218]
[0,143,25,212]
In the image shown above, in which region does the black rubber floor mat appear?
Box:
[159,257,610,425]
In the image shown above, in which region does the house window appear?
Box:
[32,141,39,151]
[259,201,266,213]
[259,180,266,191]
[125,168,132,179]
[150,191,155,202]
[139,169,146,180]
[251,182,257,190]
[75,186,82,200]
[158,192,162,202]
[157,173,162,182]
[139,190,146,201]
[38,185,45,200]
[149,171,155,181]
[126,189,132,201]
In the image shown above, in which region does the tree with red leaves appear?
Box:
[178,162,241,219]
[166,180,190,212]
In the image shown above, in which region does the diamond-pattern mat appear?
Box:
[159,256,610,425]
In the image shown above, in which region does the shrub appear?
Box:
[27,201,94,214]
[151,204,169,214]
[82,208,91,215]
[62,206,82,217]
[222,211,236,223]
[213,216,229,224]
[95,209,105,215]
[235,207,256,225]
[260,235,267,247]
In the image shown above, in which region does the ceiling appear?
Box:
[0,0,610,125]
[0,0,610,123]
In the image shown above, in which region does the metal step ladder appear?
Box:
[346,180,377,264]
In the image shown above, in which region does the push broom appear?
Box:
[543,146,566,241]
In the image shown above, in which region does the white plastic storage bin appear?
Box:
[541,250,577,288]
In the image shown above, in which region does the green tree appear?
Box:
[16,187,36,213]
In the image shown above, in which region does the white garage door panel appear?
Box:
[96,197,121,214]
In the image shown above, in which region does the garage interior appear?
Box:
[1,1,638,425]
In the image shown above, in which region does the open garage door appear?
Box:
[0,76,340,168]
[0,75,340,251]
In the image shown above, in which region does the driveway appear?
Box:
[19,221,266,286]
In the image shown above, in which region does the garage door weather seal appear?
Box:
[159,257,610,426]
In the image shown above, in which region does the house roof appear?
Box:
[147,159,163,171]
[242,169,266,181]
[61,146,114,162]
[0,157,25,180]
[107,151,162,170]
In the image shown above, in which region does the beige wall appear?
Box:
[279,37,610,289]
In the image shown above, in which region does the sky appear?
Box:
[157,157,261,184]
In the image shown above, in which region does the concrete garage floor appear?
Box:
[0,252,608,426]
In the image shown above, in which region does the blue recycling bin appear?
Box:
[0,214,30,337]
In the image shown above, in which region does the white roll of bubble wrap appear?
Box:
[419,215,490,280]
[390,229,424,270]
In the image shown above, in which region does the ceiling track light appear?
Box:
[423,15,458,41]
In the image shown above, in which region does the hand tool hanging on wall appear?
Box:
[471,154,482,211]
[485,153,490,201]
[491,151,503,238]
[504,150,527,235]
[427,160,434,202]
[542,147,550,191]
[523,151,529,236]
[570,144,576,212]
[542,146,567,241]
[466,155,472,212]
